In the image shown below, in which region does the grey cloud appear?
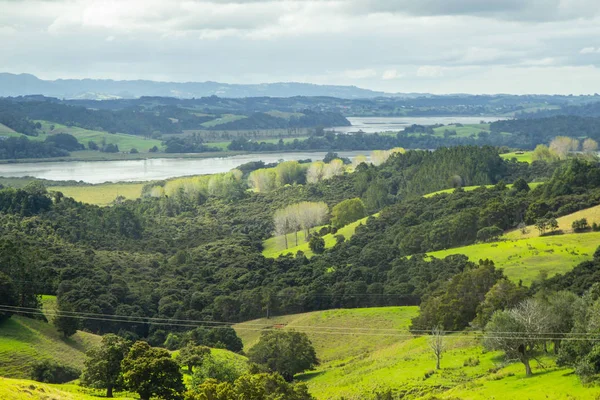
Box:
[349,0,600,22]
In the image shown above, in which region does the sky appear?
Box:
[1,0,600,94]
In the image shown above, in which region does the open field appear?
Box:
[505,203,600,239]
[0,316,100,379]
[262,215,375,259]
[427,231,600,285]
[50,182,145,206]
[501,151,534,163]
[424,181,544,198]
[200,114,247,128]
[432,123,491,138]
[0,121,164,153]
[234,306,418,364]
[37,121,164,152]
[235,306,596,399]
[0,377,135,400]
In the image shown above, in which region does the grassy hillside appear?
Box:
[0,377,136,400]
[236,307,596,399]
[427,231,600,285]
[0,316,101,379]
[500,151,534,163]
[37,121,164,153]
[505,204,600,239]
[262,215,375,259]
[0,123,16,135]
[432,123,491,138]
[424,181,543,198]
[234,307,418,364]
[50,183,145,206]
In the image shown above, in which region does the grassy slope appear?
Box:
[234,307,418,364]
[50,183,145,206]
[0,316,101,379]
[0,123,16,134]
[200,114,247,128]
[0,122,163,153]
[37,121,163,152]
[432,123,491,138]
[0,378,136,400]
[424,181,543,198]
[500,151,534,163]
[235,307,595,400]
[427,231,600,285]
[262,215,374,259]
[505,203,600,239]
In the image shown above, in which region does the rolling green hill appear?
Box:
[235,307,597,399]
[0,316,101,379]
[505,203,600,239]
[262,215,375,259]
[0,121,164,153]
[50,183,146,206]
[0,377,135,400]
[234,306,418,363]
[426,231,600,285]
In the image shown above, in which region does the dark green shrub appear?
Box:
[30,360,80,384]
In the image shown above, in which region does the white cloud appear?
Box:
[382,69,403,80]
[581,47,600,54]
[1,0,600,93]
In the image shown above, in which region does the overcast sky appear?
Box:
[1,0,600,94]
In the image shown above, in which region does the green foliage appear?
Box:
[572,218,590,232]
[331,198,366,228]
[476,226,503,242]
[308,236,325,254]
[121,341,185,400]
[186,373,314,400]
[411,261,503,331]
[30,360,80,384]
[81,334,131,398]
[191,353,246,384]
[0,272,17,322]
[176,344,210,373]
[53,299,79,338]
[473,279,528,329]
[484,299,549,376]
[248,330,318,381]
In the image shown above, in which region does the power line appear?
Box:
[2,304,600,341]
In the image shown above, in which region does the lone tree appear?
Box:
[53,299,79,338]
[484,299,550,376]
[176,344,210,373]
[81,334,131,398]
[248,330,318,381]
[122,341,185,400]
[331,198,366,228]
[429,326,445,370]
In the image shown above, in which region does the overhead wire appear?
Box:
[1,304,599,341]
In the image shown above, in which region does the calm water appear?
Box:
[0,151,369,184]
[333,116,504,134]
[1,116,506,184]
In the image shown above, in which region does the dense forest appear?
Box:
[2,147,596,345]
[0,97,350,137]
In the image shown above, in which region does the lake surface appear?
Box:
[0,151,369,184]
[333,116,504,134]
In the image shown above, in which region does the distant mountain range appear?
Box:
[0,73,410,100]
